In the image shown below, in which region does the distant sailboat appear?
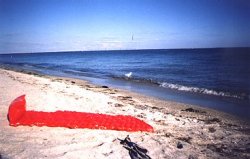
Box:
[132,34,134,41]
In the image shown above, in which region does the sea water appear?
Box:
[0,48,249,120]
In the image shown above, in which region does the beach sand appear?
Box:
[0,68,249,159]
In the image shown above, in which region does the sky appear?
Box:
[0,0,250,53]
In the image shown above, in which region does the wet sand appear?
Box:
[0,68,249,159]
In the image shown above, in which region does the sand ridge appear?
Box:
[0,68,249,159]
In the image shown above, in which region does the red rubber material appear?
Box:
[8,95,154,132]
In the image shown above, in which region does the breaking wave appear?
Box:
[125,72,133,78]
[159,82,243,99]
[112,75,246,99]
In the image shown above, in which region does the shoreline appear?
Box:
[1,66,246,121]
[1,65,249,121]
[0,68,250,158]
[1,63,249,122]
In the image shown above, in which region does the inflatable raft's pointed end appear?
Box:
[149,127,154,133]
[8,95,26,126]
[144,125,154,133]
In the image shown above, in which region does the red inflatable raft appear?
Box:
[8,95,153,132]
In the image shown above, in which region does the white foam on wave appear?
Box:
[125,72,133,78]
[160,82,241,99]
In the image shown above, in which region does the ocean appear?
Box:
[0,48,250,120]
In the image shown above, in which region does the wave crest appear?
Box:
[125,72,133,78]
[159,82,242,99]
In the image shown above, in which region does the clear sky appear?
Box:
[0,0,250,53]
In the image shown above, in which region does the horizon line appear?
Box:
[1,46,250,55]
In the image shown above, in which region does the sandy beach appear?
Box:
[0,68,249,159]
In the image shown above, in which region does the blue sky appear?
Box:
[0,0,250,53]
